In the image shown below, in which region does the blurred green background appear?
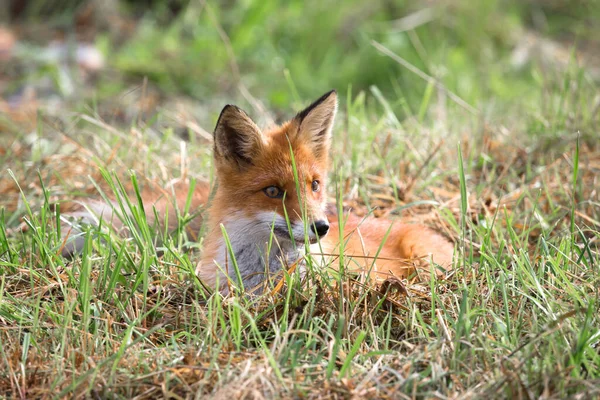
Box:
[1,0,599,134]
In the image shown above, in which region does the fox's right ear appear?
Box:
[213,105,264,168]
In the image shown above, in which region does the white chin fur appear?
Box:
[256,211,318,244]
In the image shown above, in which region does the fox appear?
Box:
[61,90,454,294]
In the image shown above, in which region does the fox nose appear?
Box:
[311,220,330,237]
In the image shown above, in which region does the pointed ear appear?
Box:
[213,105,265,168]
[293,90,337,158]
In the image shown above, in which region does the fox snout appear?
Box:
[311,219,330,237]
[289,217,329,244]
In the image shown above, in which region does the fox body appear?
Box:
[63,91,453,293]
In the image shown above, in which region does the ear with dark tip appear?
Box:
[293,90,337,158]
[213,105,264,168]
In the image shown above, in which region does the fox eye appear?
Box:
[311,180,320,192]
[263,185,284,199]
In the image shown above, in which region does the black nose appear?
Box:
[311,220,330,237]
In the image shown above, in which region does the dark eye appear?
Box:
[263,185,284,199]
[311,180,320,192]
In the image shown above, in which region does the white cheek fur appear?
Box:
[256,211,318,243]
[208,209,332,292]
[211,211,305,291]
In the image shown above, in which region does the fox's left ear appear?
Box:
[293,90,337,158]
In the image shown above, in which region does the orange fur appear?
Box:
[321,214,454,280]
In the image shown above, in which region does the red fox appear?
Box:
[62,90,453,293]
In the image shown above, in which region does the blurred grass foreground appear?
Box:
[1,0,599,398]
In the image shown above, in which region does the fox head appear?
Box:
[211,90,337,246]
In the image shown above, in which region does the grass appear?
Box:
[1,0,600,398]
